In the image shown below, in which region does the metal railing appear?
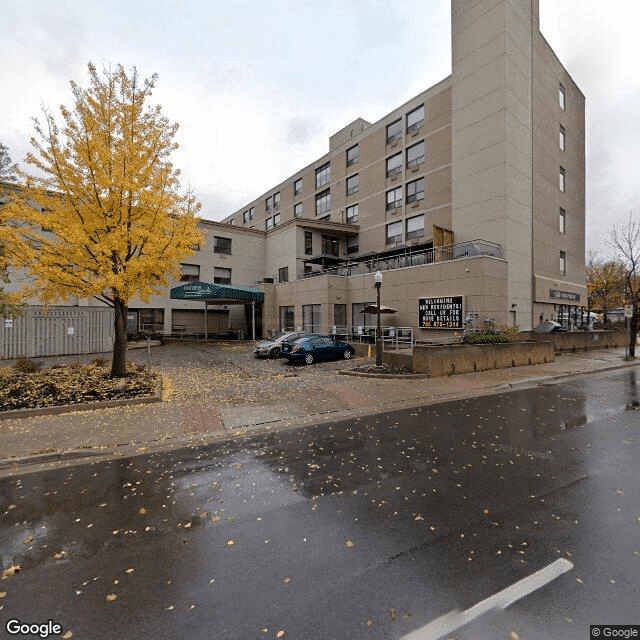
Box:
[298,239,504,279]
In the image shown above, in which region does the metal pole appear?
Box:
[204,302,208,340]
[376,282,382,367]
[251,301,256,340]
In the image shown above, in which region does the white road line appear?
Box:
[400,558,574,640]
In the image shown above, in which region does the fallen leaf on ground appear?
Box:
[61,631,74,639]
[106,593,118,602]
[2,565,21,579]
[345,540,354,548]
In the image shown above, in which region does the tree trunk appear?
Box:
[111,297,129,377]
[629,312,639,358]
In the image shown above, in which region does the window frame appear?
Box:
[315,188,331,215]
[559,166,566,192]
[346,174,359,196]
[559,83,566,110]
[180,263,200,283]
[406,213,425,240]
[406,140,425,169]
[346,145,359,167]
[406,104,424,134]
[294,178,303,196]
[386,186,402,211]
[386,118,402,144]
[294,202,303,218]
[214,267,232,285]
[559,250,566,275]
[559,125,566,151]
[559,207,566,234]
[386,220,403,245]
[278,266,289,283]
[315,162,331,189]
[406,177,425,204]
[386,153,402,178]
[213,236,232,255]
[346,203,359,223]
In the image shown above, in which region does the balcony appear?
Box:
[297,239,504,279]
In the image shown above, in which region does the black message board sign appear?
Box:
[418,296,464,329]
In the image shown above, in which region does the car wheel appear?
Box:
[343,349,352,359]
[304,353,315,365]
[271,347,281,358]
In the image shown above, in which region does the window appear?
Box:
[180,264,199,283]
[346,235,359,255]
[316,162,330,189]
[304,231,313,255]
[228,219,235,225]
[278,266,289,283]
[266,217,274,230]
[346,204,359,223]
[406,177,425,203]
[559,166,566,192]
[243,210,249,224]
[386,153,402,178]
[346,174,359,196]
[273,212,281,226]
[559,125,565,151]
[407,141,425,168]
[346,145,359,166]
[559,83,566,110]
[334,304,346,328]
[249,206,255,220]
[302,304,321,332]
[214,267,231,284]
[406,214,425,240]
[294,202,303,218]
[559,250,566,275]
[407,104,424,134]
[352,301,375,334]
[315,188,331,215]
[294,178,303,196]
[386,221,402,245]
[273,191,280,210]
[266,195,273,212]
[213,236,232,255]
[280,306,295,331]
[386,118,402,144]
[386,186,402,210]
[559,208,566,234]
[322,235,340,256]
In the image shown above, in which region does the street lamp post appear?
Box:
[374,270,383,367]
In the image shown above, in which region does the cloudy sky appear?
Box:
[2,1,638,254]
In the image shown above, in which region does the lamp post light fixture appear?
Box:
[374,270,383,367]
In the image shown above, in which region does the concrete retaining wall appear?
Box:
[382,341,554,377]
[523,330,627,351]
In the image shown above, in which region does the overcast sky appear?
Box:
[2,1,638,254]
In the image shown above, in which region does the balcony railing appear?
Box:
[297,239,504,279]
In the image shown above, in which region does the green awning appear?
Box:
[170,281,264,303]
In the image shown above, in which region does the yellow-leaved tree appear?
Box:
[4,62,203,376]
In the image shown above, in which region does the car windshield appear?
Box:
[266,332,289,342]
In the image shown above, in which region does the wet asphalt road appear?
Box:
[1,369,639,640]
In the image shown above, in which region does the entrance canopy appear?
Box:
[170,281,264,304]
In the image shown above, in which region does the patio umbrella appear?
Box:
[361,305,397,314]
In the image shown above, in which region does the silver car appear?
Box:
[253,331,307,358]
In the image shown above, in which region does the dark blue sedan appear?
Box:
[282,335,355,365]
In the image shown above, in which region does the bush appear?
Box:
[127,330,164,344]
[14,358,41,372]
[463,332,511,344]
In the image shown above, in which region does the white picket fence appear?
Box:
[2,306,114,359]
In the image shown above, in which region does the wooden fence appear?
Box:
[2,306,114,359]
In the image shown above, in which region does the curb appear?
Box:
[339,370,430,379]
[0,375,163,421]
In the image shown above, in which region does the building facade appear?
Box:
[3,0,586,342]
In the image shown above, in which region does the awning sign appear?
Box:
[549,289,580,302]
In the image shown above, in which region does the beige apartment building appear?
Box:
[3,0,586,344]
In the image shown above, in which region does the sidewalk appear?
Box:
[0,344,637,474]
